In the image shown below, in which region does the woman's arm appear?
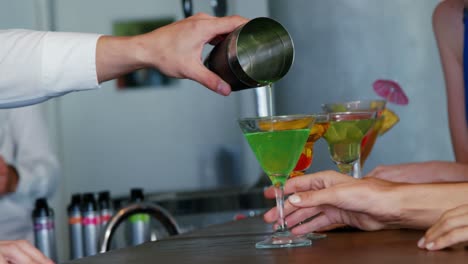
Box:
[394,181,468,229]
[366,161,468,183]
[263,171,468,234]
[433,0,468,163]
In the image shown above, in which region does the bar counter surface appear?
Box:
[65,217,468,264]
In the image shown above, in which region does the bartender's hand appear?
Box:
[263,171,402,234]
[0,240,53,264]
[418,204,468,251]
[96,13,249,96]
[0,155,18,195]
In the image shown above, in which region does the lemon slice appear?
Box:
[379,108,399,135]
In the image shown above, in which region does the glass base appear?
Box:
[304,232,327,240]
[256,231,312,249]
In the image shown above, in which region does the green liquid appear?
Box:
[267,84,273,116]
[245,129,310,186]
[323,119,374,165]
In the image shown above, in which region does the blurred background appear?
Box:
[0,0,452,261]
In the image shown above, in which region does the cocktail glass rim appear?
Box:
[238,114,315,122]
[322,99,386,113]
[327,111,378,120]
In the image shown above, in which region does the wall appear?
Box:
[269,0,453,174]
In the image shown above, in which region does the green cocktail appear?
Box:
[239,115,315,249]
[245,129,311,186]
[323,112,376,177]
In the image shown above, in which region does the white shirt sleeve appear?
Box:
[0,29,102,108]
[8,105,59,199]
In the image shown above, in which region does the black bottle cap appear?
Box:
[130,188,144,202]
[98,191,110,202]
[98,191,111,210]
[113,199,122,211]
[81,193,97,212]
[71,194,81,205]
[33,198,51,218]
[67,194,82,213]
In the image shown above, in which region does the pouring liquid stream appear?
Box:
[267,84,274,117]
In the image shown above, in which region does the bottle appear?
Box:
[129,188,150,246]
[98,191,113,229]
[67,194,83,260]
[32,198,57,262]
[81,193,99,256]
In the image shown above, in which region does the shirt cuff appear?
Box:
[42,32,102,94]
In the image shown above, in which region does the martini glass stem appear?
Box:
[274,183,287,232]
[352,159,362,179]
[337,163,353,176]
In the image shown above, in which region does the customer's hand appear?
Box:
[418,204,468,251]
[97,13,249,96]
[0,240,53,264]
[0,155,18,195]
[263,171,401,235]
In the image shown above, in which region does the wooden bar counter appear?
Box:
[65,217,468,264]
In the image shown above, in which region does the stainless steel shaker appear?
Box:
[205,17,294,91]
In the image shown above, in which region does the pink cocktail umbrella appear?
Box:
[372,79,409,105]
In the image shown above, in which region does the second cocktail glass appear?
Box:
[322,111,376,178]
[239,115,315,249]
[322,100,386,176]
[290,113,330,177]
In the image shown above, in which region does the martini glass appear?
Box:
[322,111,376,178]
[290,113,330,177]
[239,115,315,249]
[289,113,329,240]
[322,100,386,175]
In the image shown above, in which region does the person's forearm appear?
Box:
[433,161,468,182]
[373,161,468,183]
[393,182,468,229]
[407,161,468,182]
[96,35,149,83]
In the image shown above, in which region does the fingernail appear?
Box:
[426,242,435,250]
[289,195,301,204]
[216,80,231,96]
[417,237,425,248]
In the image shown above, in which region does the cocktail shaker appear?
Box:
[32,198,57,262]
[68,194,84,260]
[205,17,294,91]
